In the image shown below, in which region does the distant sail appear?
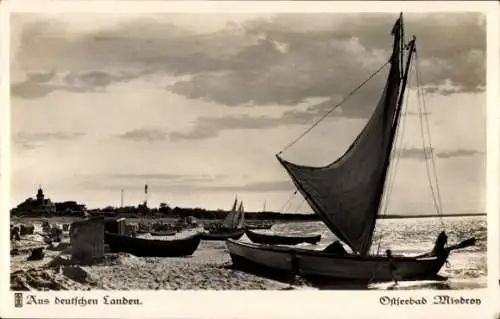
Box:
[277,17,404,256]
[222,197,239,228]
[236,202,245,229]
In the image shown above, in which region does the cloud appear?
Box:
[11,70,140,99]
[109,173,227,183]
[167,36,390,108]
[121,94,438,142]
[170,114,281,141]
[167,13,485,106]
[397,147,430,159]
[227,180,293,193]
[13,131,86,150]
[436,149,482,159]
[403,111,430,116]
[165,100,430,141]
[119,117,282,142]
[86,178,293,193]
[397,147,483,159]
[12,12,485,108]
[117,128,168,142]
[169,125,219,141]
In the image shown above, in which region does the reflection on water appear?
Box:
[243,216,486,290]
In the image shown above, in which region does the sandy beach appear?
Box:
[10,216,485,291]
[10,221,306,291]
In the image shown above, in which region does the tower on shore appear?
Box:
[36,185,45,203]
[144,184,149,209]
[120,189,124,208]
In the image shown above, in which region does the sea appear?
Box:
[245,215,486,290]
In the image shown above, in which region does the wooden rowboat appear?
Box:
[150,231,177,236]
[200,228,245,241]
[226,237,471,284]
[105,232,201,257]
[245,229,321,245]
[245,223,273,230]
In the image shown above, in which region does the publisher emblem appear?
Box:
[14,293,23,308]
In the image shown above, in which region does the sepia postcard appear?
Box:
[1,1,498,319]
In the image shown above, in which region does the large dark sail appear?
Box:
[277,15,407,255]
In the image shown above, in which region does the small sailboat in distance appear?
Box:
[201,197,245,240]
[236,201,245,229]
[226,13,475,284]
[203,196,238,230]
[245,200,273,230]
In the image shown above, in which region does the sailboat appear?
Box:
[245,200,274,230]
[201,198,245,240]
[204,197,239,230]
[226,13,475,284]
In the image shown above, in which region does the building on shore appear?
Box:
[11,186,87,217]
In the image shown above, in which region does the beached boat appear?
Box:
[204,222,257,231]
[226,238,471,283]
[226,14,475,284]
[201,199,246,241]
[150,230,177,236]
[245,228,321,245]
[105,232,201,257]
[245,223,273,230]
[201,229,245,241]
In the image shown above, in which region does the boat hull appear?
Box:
[150,231,177,236]
[201,229,245,241]
[105,232,201,257]
[245,229,321,245]
[226,239,448,283]
[245,224,273,230]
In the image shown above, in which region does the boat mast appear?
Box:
[273,14,416,256]
[368,33,417,252]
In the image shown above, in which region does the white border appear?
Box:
[1,0,499,13]
[487,1,500,315]
[1,1,498,319]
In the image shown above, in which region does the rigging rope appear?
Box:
[278,189,298,213]
[376,57,413,255]
[381,61,413,214]
[415,50,445,228]
[293,198,306,213]
[277,60,391,155]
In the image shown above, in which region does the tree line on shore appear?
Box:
[11,202,321,221]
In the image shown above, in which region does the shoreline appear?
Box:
[10,213,486,224]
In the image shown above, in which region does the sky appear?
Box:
[10,12,486,214]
